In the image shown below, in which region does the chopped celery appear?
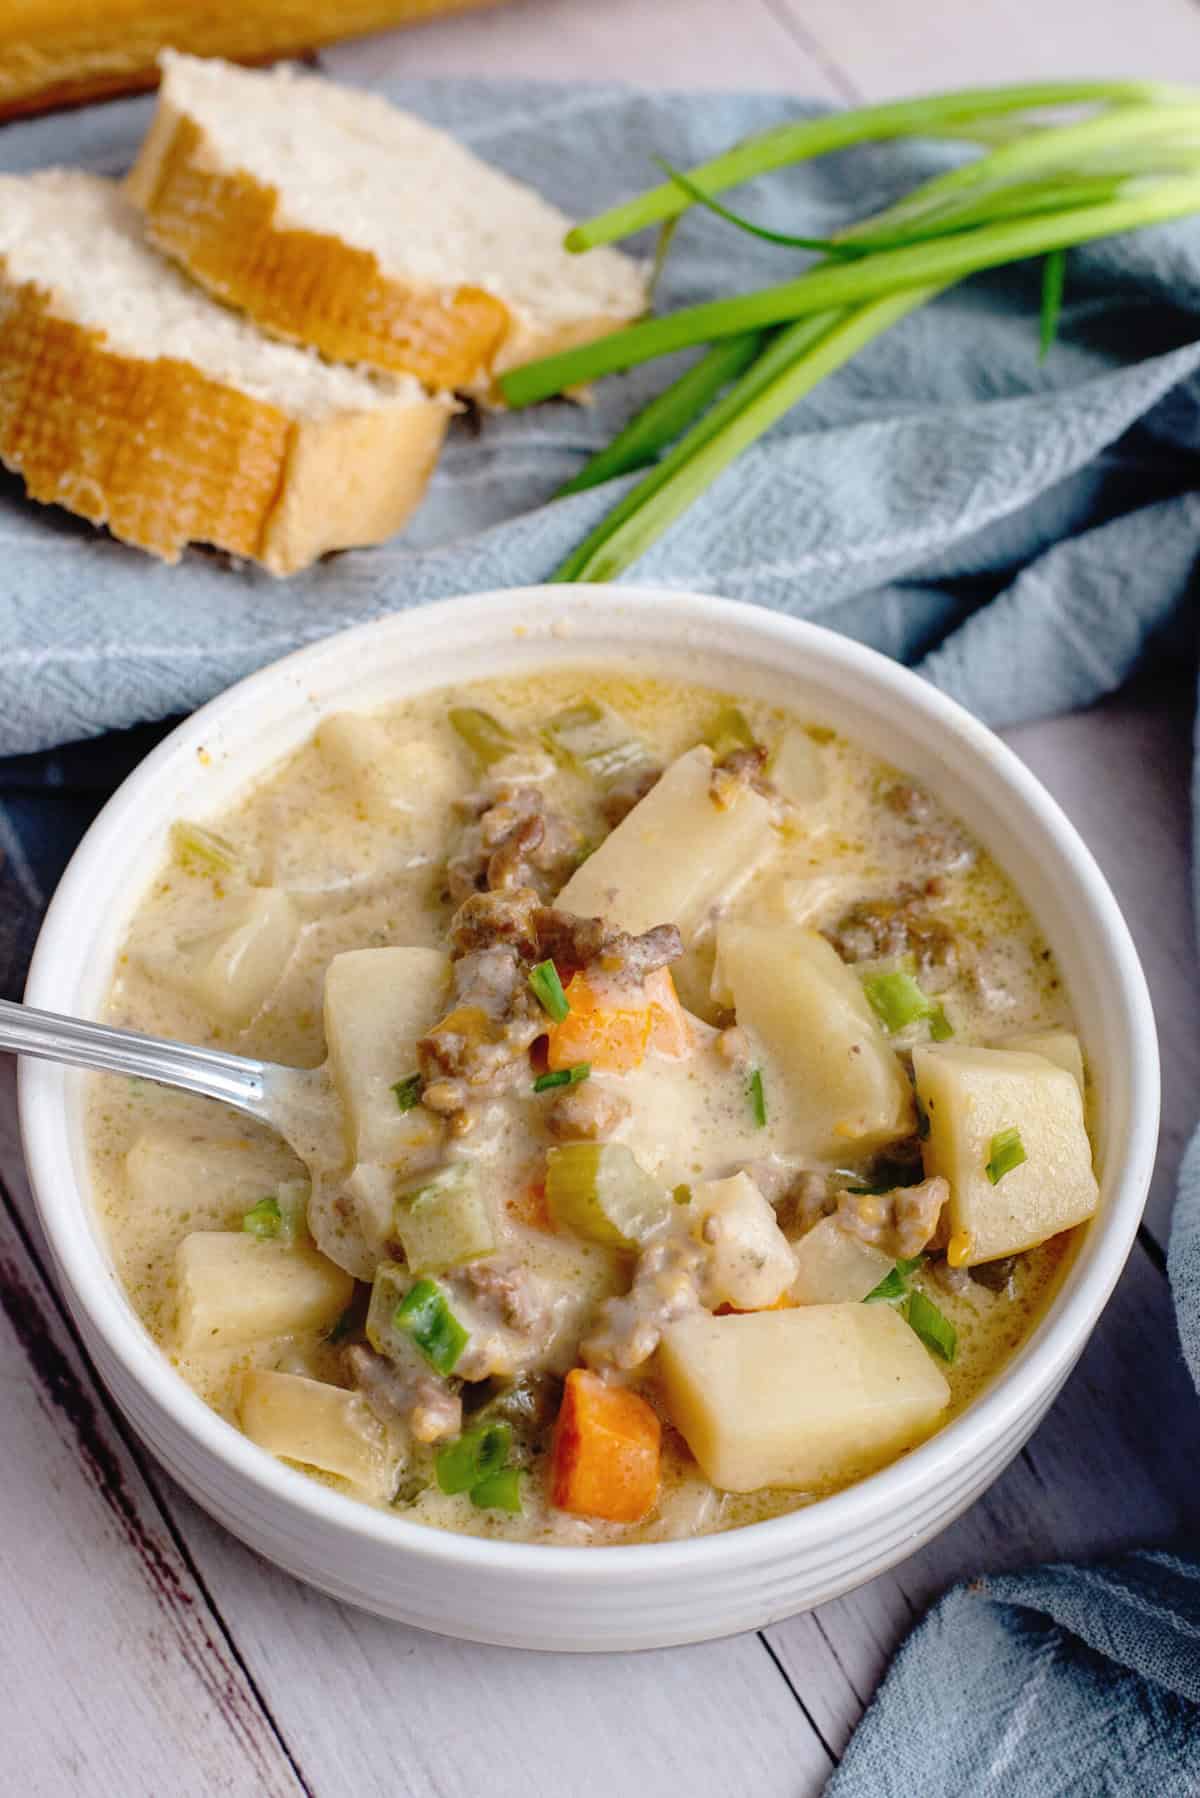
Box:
[448,707,519,767]
[394,1278,469,1376]
[543,699,652,784]
[435,1420,512,1495]
[241,1179,309,1244]
[545,1142,670,1248]
[367,1261,441,1368]
[471,1466,523,1513]
[393,1163,495,1275]
[171,821,242,879]
[704,706,756,761]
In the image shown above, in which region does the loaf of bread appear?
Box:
[0,170,453,574]
[0,1,500,121]
[126,52,648,396]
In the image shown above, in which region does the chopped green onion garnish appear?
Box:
[906,1288,958,1362]
[448,706,518,767]
[986,1126,1027,1184]
[471,1466,524,1513]
[863,1266,909,1304]
[529,959,570,1023]
[929,1002,955,1042]
[863,1253,926,1305]
[435,1421,513,1496]
[393,1279,469,1377]
[863,969,936,1032]
[533,1063,591,1093]
[747,1068,767,1128]
[392,1073,423,1112]
[242,1196,282,1240]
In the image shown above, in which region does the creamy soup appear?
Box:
[88,670,1098,1545]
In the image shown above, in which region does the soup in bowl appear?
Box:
[21,588,1157,1647]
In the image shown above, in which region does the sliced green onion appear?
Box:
[564,80,1171,249]
[435,1421,513,1496]
[986,1126,1027,1184]
[748,1067,767,1128]
[928,1002,955,1042]
[533,1063,591,1094]
[393,1278,469,1376]
[863,1266,909,1304]
[241,1195,282,1240]
[448,706,518,767]
[507,174,1200,405]
[654,154,866,256]
[556,334,765,497]
[863,969,936,1032]
[529,959,570,1022]
[392,1073,423,1112]
[551,294,934,583]
[1039,246,1067,359]
[470,1465,524,1513]
[906,1288,958,1361]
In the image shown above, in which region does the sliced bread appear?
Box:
[0,171,452,574]
[125,52,648,396]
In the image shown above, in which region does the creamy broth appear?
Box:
[88,670,1094,1544]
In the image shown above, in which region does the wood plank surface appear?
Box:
[4,2,1199,1794]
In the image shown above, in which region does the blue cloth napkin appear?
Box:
[2,76,1199,1789]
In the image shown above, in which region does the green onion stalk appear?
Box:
[497,81,1200,584]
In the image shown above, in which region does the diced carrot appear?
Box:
[645,968,693,1059]
[545,971,652,1073]
[550,1368,661,1523]
[545,968,692,1073]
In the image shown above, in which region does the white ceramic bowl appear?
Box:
[20,586,1158,1652]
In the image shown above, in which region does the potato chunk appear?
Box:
[555,745,776,941]
[172,888,298,1026]
[317,711,456,824]
[789,1216,894,1304]
[689,1173,796,1310]
[323,947,450,1167]
[240,1370,394,1499]
[660,1305,949,1492]
[992,1029,1085,1097]
[175,1232,353,1350]
[718,924,914,1157]
[913,1043,1098,1266]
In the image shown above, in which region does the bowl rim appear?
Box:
[19,583,1159,1581]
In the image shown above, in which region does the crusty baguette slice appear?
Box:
[0,171,452,574]
[126,52,648,396]
[0,2,501,122]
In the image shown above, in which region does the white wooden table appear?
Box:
[5,4,1200,1791]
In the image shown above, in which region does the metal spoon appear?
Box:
[0,996,335,1164]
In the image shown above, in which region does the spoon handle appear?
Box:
[0,996,270,1119]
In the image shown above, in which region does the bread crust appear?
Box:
[127,98,640,396]
[0,269,450,574]
[0,2,498,122]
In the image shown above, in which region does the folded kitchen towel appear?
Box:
[1,77,1199,1792]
